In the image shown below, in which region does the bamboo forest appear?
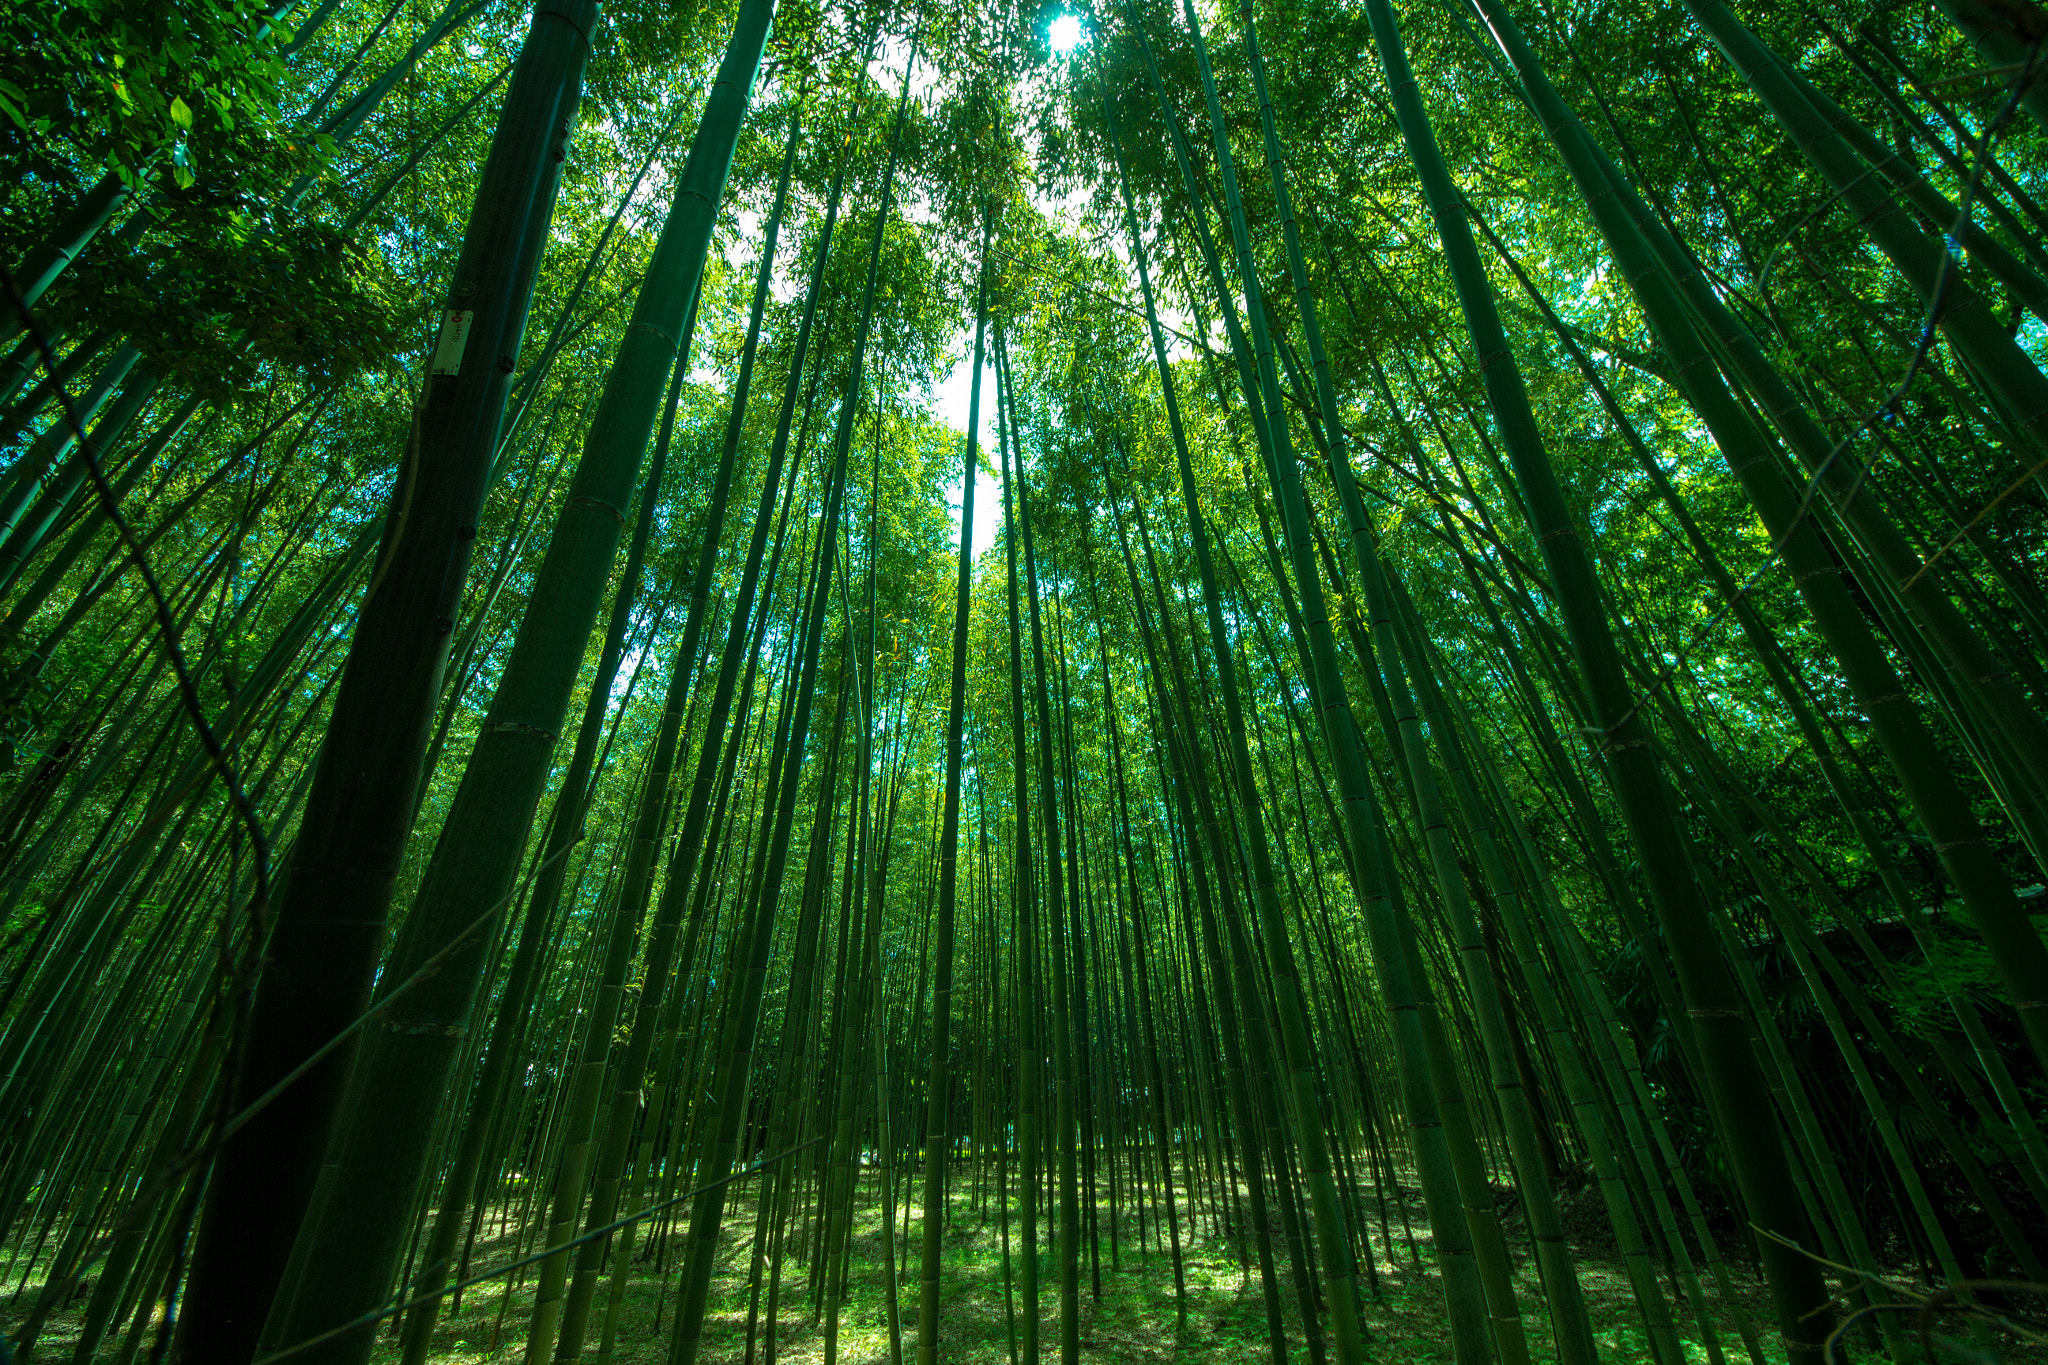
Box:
[10,0,2048,1360]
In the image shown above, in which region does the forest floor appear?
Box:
[7,1160,1804,1364]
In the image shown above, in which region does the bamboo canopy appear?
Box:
[0,0,2045,1362]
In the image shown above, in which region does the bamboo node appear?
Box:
[485,718,561,742]
[536,0,595,43]
[628,322,679,348]
[568,494,628,529]
[382,1018,469,1037]
[1932,838,1987,853]
[1685,1007,1746,1018]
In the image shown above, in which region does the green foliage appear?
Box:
[1882,912,2016,1040]
[0,0,293,193]
[51,206,402,397]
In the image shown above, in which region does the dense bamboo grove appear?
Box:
[2,0,2048,1361]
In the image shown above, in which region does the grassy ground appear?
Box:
[370,1162,1787,1365]
[0,1162,1818,1364]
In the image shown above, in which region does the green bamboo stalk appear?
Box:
[913,219,990,1365]
[172,5,599,1354]
[666,46,914,1359]
[1356,0,1835,1357]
